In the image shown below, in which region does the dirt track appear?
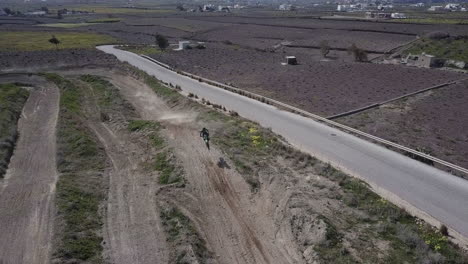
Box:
[105,73,304,263]
[76,77,170,264]
[0,80,59,263]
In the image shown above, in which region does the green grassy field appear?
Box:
[87,18,121,23]
[37,23,94,28]
[406,37,468,61]
[0,31,117,51]
[49,5,174,14]
[38,18,121,28]
[393,18,468,24]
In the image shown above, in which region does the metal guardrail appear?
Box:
[140,54,468,176]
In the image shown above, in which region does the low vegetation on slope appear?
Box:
[0,32,116,51]
[44,73,106,263]
[129,66,468,263]
[406,36,468,62]
[160,206,214,263]
[117,45,162,56]
[211,112,466,263]
[79,74,136,119]
[0,83,29,178]
[127,119,184,185]
[81,74,183,186]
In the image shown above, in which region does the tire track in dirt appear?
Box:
[0,82,59,264]
[78,80,169,264]
[102,72,303,264]
[165,126,281,264]
[92,122,169,264]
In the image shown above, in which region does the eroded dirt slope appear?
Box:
[0,79,59,264]
[105,72,304,264]
[87,102,170,264]
[49,68,468,264]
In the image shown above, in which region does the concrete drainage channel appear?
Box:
[140,54,468,177]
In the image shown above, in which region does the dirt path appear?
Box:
[107,73,304,264]
[79,80,170,264]
[0,82,59,264]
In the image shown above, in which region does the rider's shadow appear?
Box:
[217,157,231,169]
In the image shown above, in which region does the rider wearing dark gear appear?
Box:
[200,127,210,141]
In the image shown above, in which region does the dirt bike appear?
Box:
[202,134,210,150]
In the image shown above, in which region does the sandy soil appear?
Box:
[0,79,59,264]
[74,76,170,264]
[100,72,305,264]
[44,67,468,262]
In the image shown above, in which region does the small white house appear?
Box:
[175,41,190,51]
[445,3,461,11]
[428,6,443,11]
[218,6,230,12]
[279,4,295,11]
[203,4,215,12]
[337,5,351,12]
[285,56,297,65]
[25,10,46,16]
[391,13,407,19]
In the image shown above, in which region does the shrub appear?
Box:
[348,43,368,62]
[426,31,450,40]
[320,40,331,58]
[439,225,449,236]
[155,34,169,51]
[396,224,426,250]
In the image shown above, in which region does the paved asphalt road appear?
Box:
[98,45,468,241]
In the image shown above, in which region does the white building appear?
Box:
[337,5,351,11]
[203,4,215,12]
[391,13,407,19]
[25,10,46,16]
[428,6,443,11]
[175,41,190,51]
[279,4,294,11]
[218,6,230,12]
[445,3,461,11]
